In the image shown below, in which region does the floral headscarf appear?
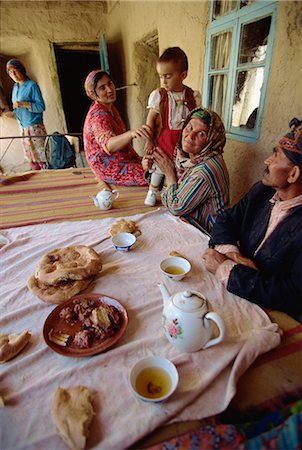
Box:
[84,69,111,100]
[174,107,226,173]
[6,59,27,76]
[279,118,302,168]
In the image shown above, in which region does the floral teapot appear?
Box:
[158,283,225,353]
[91,189,119,210]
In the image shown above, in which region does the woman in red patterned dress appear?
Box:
[83,70,151,185]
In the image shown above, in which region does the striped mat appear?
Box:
[0,168,154,229]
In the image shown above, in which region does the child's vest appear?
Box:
[44,132,76,170]
[154,86,197,140]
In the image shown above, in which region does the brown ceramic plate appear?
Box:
[43,293,128,357]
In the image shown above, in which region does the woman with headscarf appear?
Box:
[5,59,48,170]
[142,107,230,233]
[83,70,151,185]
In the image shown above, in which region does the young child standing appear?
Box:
[144,47,201,206]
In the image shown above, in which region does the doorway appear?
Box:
[54,46,100,133]
[54,43,128,134]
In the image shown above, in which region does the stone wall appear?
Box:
[0,0,301,204]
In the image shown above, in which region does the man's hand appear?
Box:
[203,248,228,274]
[226,251,257,269]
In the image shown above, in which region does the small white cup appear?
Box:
[112,232,136,251]
[129,356,179,403]
[160,256,191,281]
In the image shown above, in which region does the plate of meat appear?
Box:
[43,293,128,357]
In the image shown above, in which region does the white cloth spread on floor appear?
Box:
[0,210,280,450]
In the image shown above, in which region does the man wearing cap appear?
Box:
[203,119,302,318]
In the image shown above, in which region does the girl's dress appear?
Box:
[12,79,47,170]
[147,87,201,159]
[83,102,147,186]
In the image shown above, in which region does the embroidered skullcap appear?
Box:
[84,69,111,100]
[6,59,26,76]
[191,109,211,127]
[279,118,302,168]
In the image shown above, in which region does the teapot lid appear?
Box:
[173,290,208,313]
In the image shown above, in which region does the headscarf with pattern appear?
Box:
[84,69,111,100]
[279,118,302,168]
[6,59,27,76]
[174,107,226,173]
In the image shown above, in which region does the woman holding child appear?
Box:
[83,70,150,186]
[142,107,230,233]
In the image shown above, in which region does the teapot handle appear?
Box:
[203,312,225,349]
[111,189,119,200]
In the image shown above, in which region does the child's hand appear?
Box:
[144,141,155,155]
[142,154,154,171]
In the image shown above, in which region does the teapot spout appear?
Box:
[158,283,170,307]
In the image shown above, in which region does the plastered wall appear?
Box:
[0,0,301,204]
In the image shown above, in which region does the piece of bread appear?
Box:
[35,246,102,285]
[27,275,93,304]
[109,219,138,236]
[52,386,94,450]
[0,331,31,363]
[91,305,112,330]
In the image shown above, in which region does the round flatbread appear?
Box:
[35,246,102,285]
[109,219,139,236]
[27,275,94,304]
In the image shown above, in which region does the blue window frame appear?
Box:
[203,0,277,142]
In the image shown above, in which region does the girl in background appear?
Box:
[5,59,48,170]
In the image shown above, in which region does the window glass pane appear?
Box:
[209,74,228,118]
[238,16,271,64]
[210,31,232,69]
[213,1,237,19]
[232,67,264,128]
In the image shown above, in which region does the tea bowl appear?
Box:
[160,256,191,281]
[112,232,136,251]
[129,356,179,403]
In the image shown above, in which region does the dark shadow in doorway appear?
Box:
[54,48,99,133]
[54,44,128,134]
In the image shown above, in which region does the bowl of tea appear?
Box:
[129,356,179,403]
[160,256,191,281]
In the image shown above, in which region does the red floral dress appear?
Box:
[83,102,147,186]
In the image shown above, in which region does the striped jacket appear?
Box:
[161,154,229,233]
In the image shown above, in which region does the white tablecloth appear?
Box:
[0,209,280,449]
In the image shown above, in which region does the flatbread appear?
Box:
[0,331,31,363]
[35,246,102,285]
[27,275,94,304]
[52,386,94,450]
[109,219,139,236]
